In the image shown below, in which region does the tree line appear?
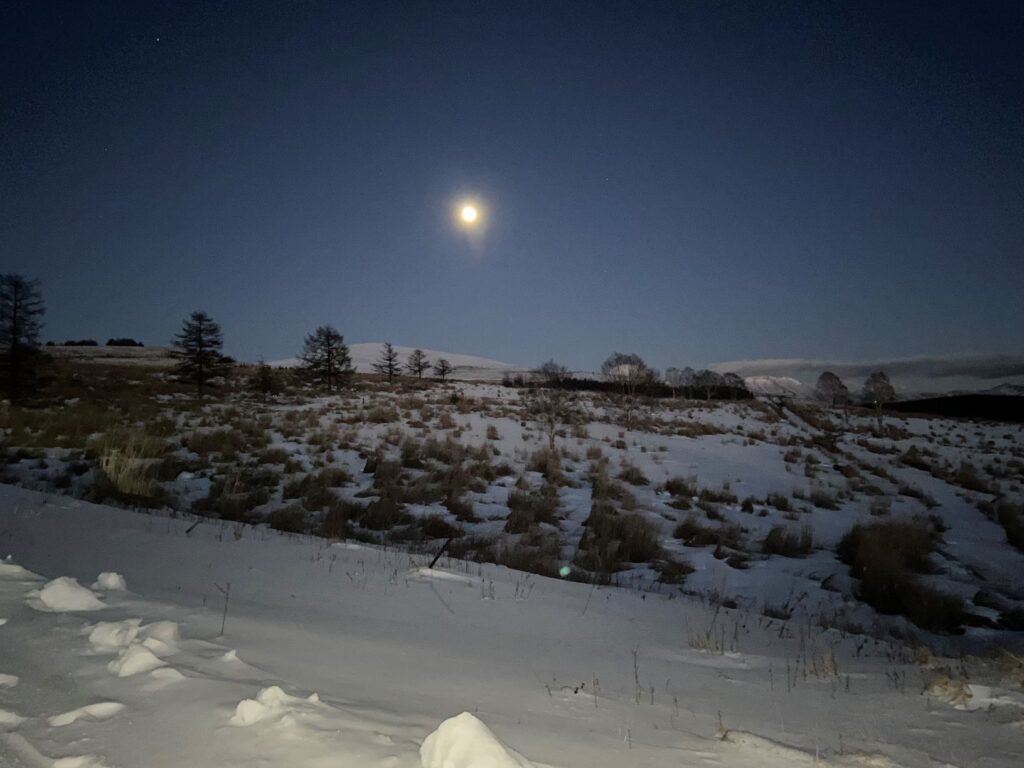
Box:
[0,272,899,408]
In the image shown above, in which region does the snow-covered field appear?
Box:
[2,365,1023,765]
[1,484,1022,768]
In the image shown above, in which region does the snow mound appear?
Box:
[30,577,105,612]
[48,702,126,727]
[0,708,25,729]
[92,572,127,591]
[107,644,166,677]
[0,673,18,688]
[420,712,535,768]
[229,685,321,727]
[408,566,476,585]
[0,558,33,579]
[88,619,142,652]
[52,757,114,768]
[140,620,180,645]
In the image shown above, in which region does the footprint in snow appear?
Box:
[48,702,126,727]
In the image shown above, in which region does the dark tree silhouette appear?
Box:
[0,274,46,404]
[862,370,895,410]
[372,342,401,384]
[405,348,430,378]
[172,311,231,398]
[600,352,656,396]
[534,359,569,386]
[251,359,281,399]
[300,326,353,392]
[433,358,453,381]
[815,371,850,407]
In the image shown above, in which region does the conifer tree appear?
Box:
[300,326,353,392]
[372,342,401,384]
[172,311,231,398]
[406,348,430,378]
[0,274,46,404]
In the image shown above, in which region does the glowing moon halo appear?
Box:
[460,205,478,224]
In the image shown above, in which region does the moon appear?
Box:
[460,205,478,224]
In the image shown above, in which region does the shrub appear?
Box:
[92,431,166,500]
[418,514,462,539]
[320,500,363,539]
[574,502,661,573]
[268,505,307,534]
[504,483,560,532]
[664,475,697,498]
[527,447,562,482]
[762,525,813,557]
[362,493,410,530]
[837,518,966,632]
[672,516,744,549]
[618,462,649,486]
[766,492,791,512]
[259,447,293,466]
[488,530,562,578]
[995,501,1024,553]
[193,473,271,522]
[486,424,500,440]
[810,488,839,510]
[366,406,399,424]
[653,555,694,584]
[187,429,248,460]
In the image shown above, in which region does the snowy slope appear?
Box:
[272,343,515,380]
[1,485,1023,768]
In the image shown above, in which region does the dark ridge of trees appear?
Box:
[106,338,144,347]
[502,373,752,401]
[887,395,1024,424]
[62,339,98,347]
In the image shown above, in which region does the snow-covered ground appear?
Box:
[1,483,1022,768]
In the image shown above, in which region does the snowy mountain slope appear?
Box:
[1,484,1022,768]
[272,343,515,379]
[742,376,814,398]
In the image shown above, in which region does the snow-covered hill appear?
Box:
[272,343,515,380]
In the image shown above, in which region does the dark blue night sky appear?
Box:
[2,1,1022,369]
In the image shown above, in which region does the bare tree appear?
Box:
[0,274,46,404]
[862,370,895,410]
[534,359,569,386]
[526,385,578,450]
[300,325,353,392]
[172,311,231,398]
[600,352,656,397]
[433,358,453,381]
[722,372,748,400]
[372,342,401,384]
[815,371,850,407]
[692,369,725,400]
[664,367,695,398]
[405,348,430,378]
